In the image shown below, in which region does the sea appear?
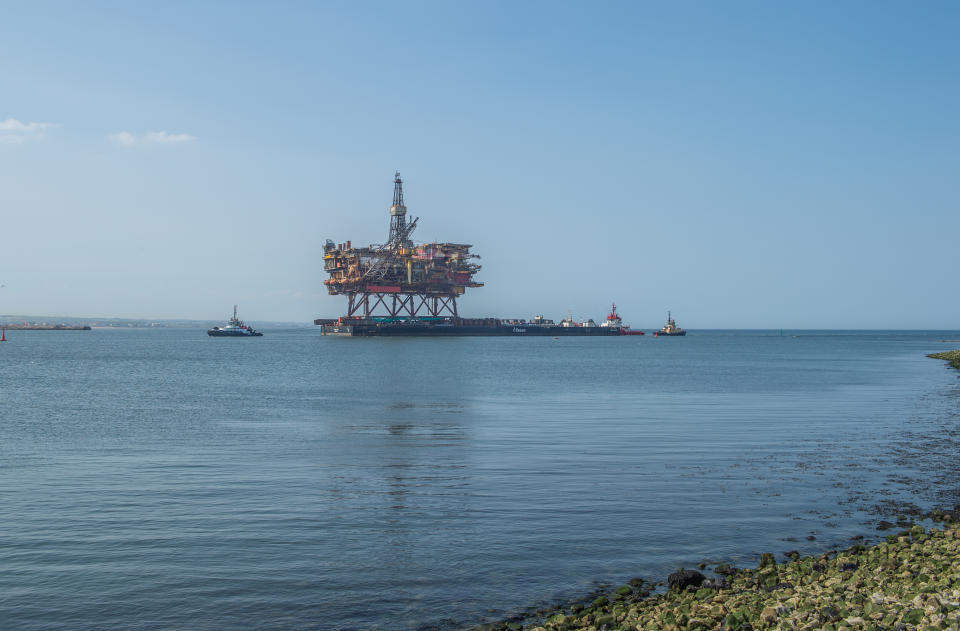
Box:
[1,328,959,630]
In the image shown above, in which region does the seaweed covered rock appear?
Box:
[667,569,706,591]
[485,524,960,631]
[758,552,776,568]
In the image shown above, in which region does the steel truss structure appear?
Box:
[346,292,459,318]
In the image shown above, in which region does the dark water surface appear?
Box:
[2,329,959,630]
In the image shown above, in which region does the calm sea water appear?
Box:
[2,329,959,630]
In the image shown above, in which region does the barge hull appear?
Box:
[320,323,623,337]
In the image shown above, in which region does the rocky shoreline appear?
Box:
[473,510,960,631]
[929,350,960,371]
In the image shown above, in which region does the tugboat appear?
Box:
[653,311,685,337]
[208,305,264,337]
[601,303,644,335]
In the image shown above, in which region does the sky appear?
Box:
[1,1,958,328]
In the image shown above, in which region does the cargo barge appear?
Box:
[316,316,628,337]
[316,303,644,337]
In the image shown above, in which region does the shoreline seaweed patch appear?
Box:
[928,350,960,371]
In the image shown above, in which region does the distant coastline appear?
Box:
[0,315,310,329]
[3,324,91,331]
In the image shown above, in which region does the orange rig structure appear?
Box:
[322,172,483,318]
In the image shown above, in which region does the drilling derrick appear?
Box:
[388,172,411,247]
[322,173,483,319]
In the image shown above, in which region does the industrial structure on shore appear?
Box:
[316,174,643,336]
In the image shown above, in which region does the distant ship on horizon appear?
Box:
[653,311,686,337]
[208,306,263,337]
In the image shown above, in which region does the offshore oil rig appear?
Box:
[315,174,639,336]
[320,172,483,319]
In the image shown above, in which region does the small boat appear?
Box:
[653,311,686,337]
[208,305,264,337]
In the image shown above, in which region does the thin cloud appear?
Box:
[0,118,56,144]
[109,130,197,146]
[0,118,54,132]
[107,132,137,147]
[144,131,195,144]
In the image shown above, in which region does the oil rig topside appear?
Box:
[318,173,483,321]
[315,173,637,336]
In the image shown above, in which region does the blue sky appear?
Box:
[1,1,958,328]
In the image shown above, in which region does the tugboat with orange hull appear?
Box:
[602,303,644,336]
[653,311,686,337]
[208,306,263,337]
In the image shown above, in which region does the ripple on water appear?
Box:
[0,329,958,630]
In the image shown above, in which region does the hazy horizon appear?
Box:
[3,311,959,332]
[2,2,958,329]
